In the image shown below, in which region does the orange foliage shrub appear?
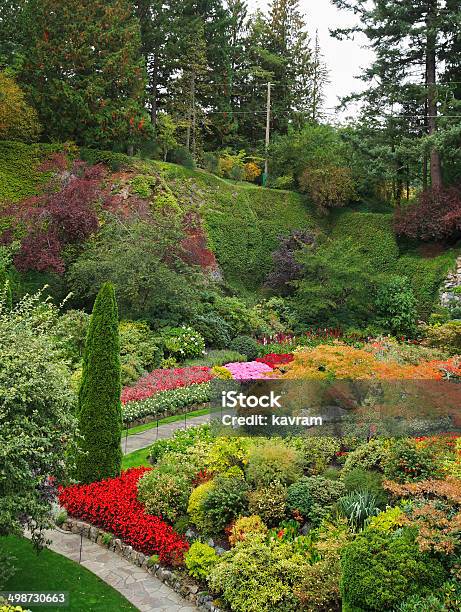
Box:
[298,165,355,213]
[282,343,461,381]
[383,477,461,505]
[244,162,262,182]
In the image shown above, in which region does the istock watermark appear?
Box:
[221,390,283,408]
[209,379,461,439]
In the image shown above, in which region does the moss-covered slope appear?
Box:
[0,141,457,318]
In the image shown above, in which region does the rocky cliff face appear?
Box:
[440,256,461,307]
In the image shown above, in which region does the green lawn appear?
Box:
[1,536,137,612]
[121,446,152,470]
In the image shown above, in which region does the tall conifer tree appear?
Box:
[76,282,122,485]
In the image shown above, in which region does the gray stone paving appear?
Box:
[23,414,214,610]
[122,413,211,455]
[41,528,197,612]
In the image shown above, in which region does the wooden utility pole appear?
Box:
[264,81,271,184]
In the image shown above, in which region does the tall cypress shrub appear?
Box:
[76,282,122,483]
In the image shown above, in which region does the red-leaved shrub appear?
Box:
[59,468,189,565]
[394,187,461,241]
[255,353,294,368]
[121,366,213,404]
[4,162,105,273]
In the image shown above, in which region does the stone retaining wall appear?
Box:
[440,256,461,308]
[61,518,222,612]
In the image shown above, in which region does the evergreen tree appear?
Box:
[331,0,461,190]
[168,18,210,159]
[18,0,150,150]
[134,0,177,127]
[76,282,122,484]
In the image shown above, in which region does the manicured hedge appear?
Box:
[122,382,212,424]
[159,161,316,291]
[330,211,399,272]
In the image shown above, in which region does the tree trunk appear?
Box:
[191,73,196,160]
[150,56,158,127]
[426,0,442,189]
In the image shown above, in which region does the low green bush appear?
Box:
[342,439,389,475]
[384,438,441,483]
[248,482,287,526]
[137,470,190,522]
[184,349,246,367]
[229,335,259,360]
[185,542,218,580]
[340,528,446,611]
[167,146,195,169]
[300,436,341,475]
[202,475,249,534]
[287,476,345,524]
[246,440,304,487]
[208,535,310,612]
[374,275,418,336]
[162,326,205,360]
[149,424,213,463]
[422,321,461,355]
[190,313,232,349]
[187,480,215,534]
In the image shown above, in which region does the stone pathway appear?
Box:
[122,413,211,455]
[41,528,197,612]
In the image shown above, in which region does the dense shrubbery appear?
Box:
[394,187,461,241]
[340,528,446,611]
[229,335,260,360]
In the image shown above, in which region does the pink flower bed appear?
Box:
[122,366,213,404]
[224,361,276,380]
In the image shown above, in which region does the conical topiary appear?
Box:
[76,282,122,483]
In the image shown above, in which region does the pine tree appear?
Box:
[18,0,150,150]
[307,32,329,123]
[76,282,122,484]
[134,0,177,127]
[331,0,461,190]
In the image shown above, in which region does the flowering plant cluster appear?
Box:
[163,326,206,360]
[256,353,294,368]
[224,361,275,380]
[258,328,343,345]
[122,366,213,404]
[122,382,212,423]
[58,468,189,565]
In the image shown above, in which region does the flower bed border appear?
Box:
[60,517,222,612]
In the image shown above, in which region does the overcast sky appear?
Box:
[246,0,376,120]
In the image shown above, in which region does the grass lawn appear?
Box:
[121,447,152,470]
[1,536,137,612]
[125,406,210,436]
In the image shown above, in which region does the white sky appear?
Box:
[246,0,376,120]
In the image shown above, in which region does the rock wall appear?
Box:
[440,256,461,308]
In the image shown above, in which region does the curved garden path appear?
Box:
[35,415,213,611]
[123,412,210,455]
[40,528,197,612]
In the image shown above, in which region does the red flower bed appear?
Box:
[122,366,213,404]
[256,353,294,368]
[58,468,189,565]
